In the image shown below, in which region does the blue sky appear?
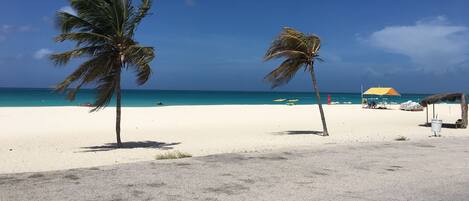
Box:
[1,0,469,93]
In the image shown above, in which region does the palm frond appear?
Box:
[55,60,94,93]
[49,45,109,66]
[55,11,101,33]
[126,0,152,36]
[263,50,307,61]
[65,82,84,101]
[264,27,309,61]
[91,72,117,112]
[124,45,155,85]
[82,55,115,83]
[134,63,152,85]
[54,32,112,45]
[305,35,321,55]
[55,53,115,99]
[263,27,323,88]
[124,45,155,66]
[264,58,305,88]
[69,0,116,35]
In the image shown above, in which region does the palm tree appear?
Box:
[50,0,155,147]
[264,27,329,136]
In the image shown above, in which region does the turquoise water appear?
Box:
[0,88,430,107]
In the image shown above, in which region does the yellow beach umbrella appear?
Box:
[363,87,400,96]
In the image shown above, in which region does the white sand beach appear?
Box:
[0,104,467,173]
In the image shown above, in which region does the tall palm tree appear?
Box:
[264,27,329,136]
[50,0,155,147]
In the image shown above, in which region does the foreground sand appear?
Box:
[2,137,469,201]
[0,104,466,173]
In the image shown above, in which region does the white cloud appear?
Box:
[1,24,32,34]
[0,24,34,43]
[34,48,53,59]
[59,6,77,15]
[364,16,469,72]
[18,25,33,32]
[0,25,12,33]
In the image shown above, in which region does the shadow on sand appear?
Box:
[273,130,324,136]
[80,141,181,152]
[419,123,461,129]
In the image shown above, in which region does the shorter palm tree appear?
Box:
[264,27,329,136]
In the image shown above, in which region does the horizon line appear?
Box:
[0,87,448,95]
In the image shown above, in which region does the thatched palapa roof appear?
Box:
[420,93,466,107]
[419,93,468,129]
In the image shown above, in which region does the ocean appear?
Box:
[0,88,430,107]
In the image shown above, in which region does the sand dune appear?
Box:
[0,104,466,173]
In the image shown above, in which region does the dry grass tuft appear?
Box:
[155,151,192,160]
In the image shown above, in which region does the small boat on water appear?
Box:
[273,98,287,102]
[274,98,299,105]
[79,102,93,107]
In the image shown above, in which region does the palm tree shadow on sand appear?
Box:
[273,130,324,136]
[419,123,460,129]
[80,141,181,152]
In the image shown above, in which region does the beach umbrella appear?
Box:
[363,87,401,96]
[363,87,401,108]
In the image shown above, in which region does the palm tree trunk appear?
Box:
[115,70,123,148]
[308,64,329,136]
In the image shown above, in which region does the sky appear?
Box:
[1,0,469,93]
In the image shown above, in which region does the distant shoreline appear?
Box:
[0,88,432,107]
